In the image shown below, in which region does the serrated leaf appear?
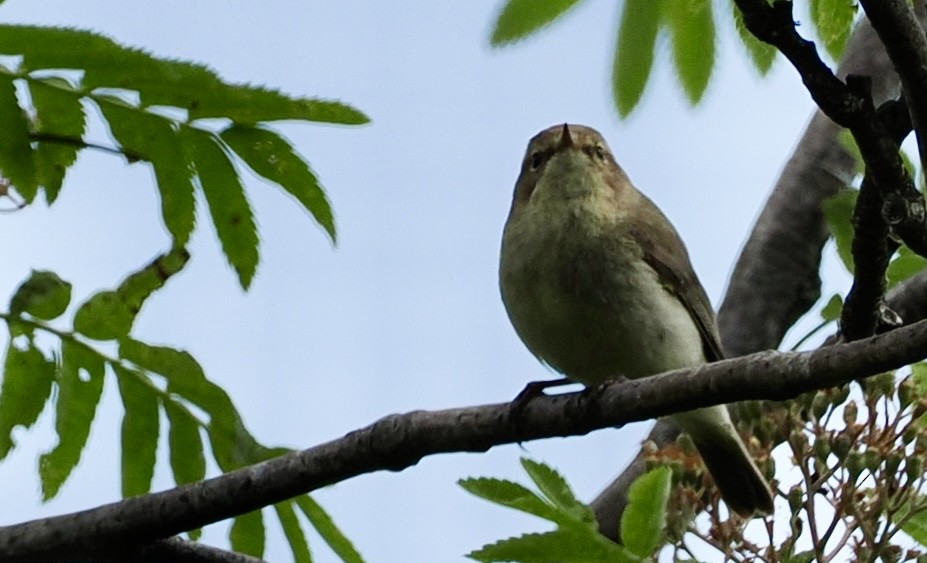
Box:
[466,529,639,563]
[187,87,368,126]
[902,500,927,546]
[731,0,776,75]
[823,189,858,273]
[621,467,671,558]
[183,128,259,289]
[97,99,196,245]
[39,340,105,500]
[9,270,72,320]
[230,510,266,558]
[29,77,86,203]
[221,125,335,242]
[0,341,55,460]
[119,339,264,470]
[296,494,365,563]
[459,477,560,522]
[666,0,715,105]
[0,26,368,127]
[489,0,586,46]
[888,246,927,288]
[810,0,856,60]
[820,293,843,322]
[163,398,205,486]
[275,502,312,563]
[73,291,135,341]
[612,0,663,117]
[520,458,591,523]
[115,366,159,497]
[0,73,36,197]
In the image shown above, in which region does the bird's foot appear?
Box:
[509,378,574,440]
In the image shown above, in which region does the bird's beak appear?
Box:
[558,123,574,150]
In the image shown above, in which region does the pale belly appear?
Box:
[500,223,705,385]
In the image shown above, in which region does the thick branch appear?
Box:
[736,0,927,260]
[87,538,267,563]
[718,12,906,357]
[858,0,927,177]
[841,98,913,339]
[4,323,927,561]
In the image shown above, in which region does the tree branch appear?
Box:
[718,10,908,357]
[858,0,927,178]
[595,11,918,539]
[735,0,927,260]
[4,322,927,561]
[841,97,914,339]
[83,538,267,563]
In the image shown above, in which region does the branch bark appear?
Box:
[858,0,927,177]
[3,322,927,561]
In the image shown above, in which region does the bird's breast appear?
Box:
[500,203,704,384]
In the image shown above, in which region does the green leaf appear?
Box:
[902,500,927,546]
[0,73,36,197]
[810,0,857,60]
[72,248,189,340]
[784,551,817,563]
[520,458,592,523]
[666,0,715,105]
[459,477,560,522]
[912,362,927,395]
[823,189,858,273]
[612,0,663,117]
[73,291,135,341]
[114,246,190,312]
[888,246,927,288]
[183,128,259,289]
[221,125,335,243]
[29,77,86,203]
[9,270,72,320]
[0,26,368,127]
[837,129,864,176]
[820,293,843,322]
[0,341,55,460]
[39,340,105,500]
[163,398,205,486]
[119,339,264,470]
[187,87,369,126]
[115,366,159,497]
[467,529,639,563]
[97,99,196,245]
[230,510,266,558]
[296,494,365,563]
[489,0,586,46]
[731,0,776,75]
[621,467,671,558]
[275,502,313,563]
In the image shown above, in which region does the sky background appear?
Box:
[0,1,847,561]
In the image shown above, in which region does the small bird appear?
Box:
[499,123,774,517]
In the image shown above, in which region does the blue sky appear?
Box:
[0,1,839,561]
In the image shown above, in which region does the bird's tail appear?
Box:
[673,406,774,517]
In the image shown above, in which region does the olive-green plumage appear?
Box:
[500,124,773,517]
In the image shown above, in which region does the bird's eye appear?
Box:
[530,151,544,170]
[594,145,606,160]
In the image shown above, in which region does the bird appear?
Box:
[499,123,774,517]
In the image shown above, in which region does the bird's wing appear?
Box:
[629,194,725,362]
